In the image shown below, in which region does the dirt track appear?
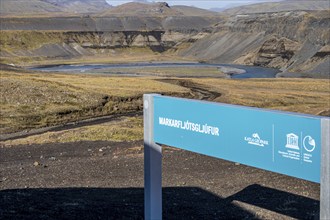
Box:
[158,79,221,101]
[0,79,220,141]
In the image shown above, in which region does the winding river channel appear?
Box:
[31,62,280,79]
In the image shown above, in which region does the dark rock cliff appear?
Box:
[0,15,216,61]
[181,10,330,77]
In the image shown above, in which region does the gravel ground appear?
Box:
[0,140,320,219]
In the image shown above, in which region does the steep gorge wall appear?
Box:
[0,16,215,62]
[0,30,193,60]
[181,11,330,77]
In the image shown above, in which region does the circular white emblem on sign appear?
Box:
[303,136,316,152]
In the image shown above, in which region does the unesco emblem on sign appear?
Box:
[285,133,299,150]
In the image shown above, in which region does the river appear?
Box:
[30,62,280,79]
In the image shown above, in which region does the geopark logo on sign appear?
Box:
[244,133,269,147]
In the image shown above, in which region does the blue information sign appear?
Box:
[153,96,322,183]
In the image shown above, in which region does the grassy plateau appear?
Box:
[1,65,329,147]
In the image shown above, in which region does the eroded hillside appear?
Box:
[0,2,329,77]
[223,0,329,14]
[0,0,112,16]
[181,10,330,77]
[0,29,210,64]
[0,13,216,63]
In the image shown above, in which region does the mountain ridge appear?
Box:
[99,2,181,17]
[43,0,112,13]
[223,0,330,14]
[0,0,112,16]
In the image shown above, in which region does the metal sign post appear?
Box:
[144,94,162,220]
[143,94,329,220]
[321,119,330,220]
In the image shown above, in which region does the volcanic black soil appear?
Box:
[0,138,320,219]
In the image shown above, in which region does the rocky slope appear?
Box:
[181,10,330,77]
[0,18,213,62]
[0,0,111,16]
[99,2,181,17]
[0,30,183,60]
[0,0,63,16]
[99,2,220,17]
[223,0,330,14]
[43,0,112,14]
[171,5,220,17]
[1,12,218,32]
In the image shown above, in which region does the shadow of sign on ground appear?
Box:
[0,139,322,219]
[0,185,319,219]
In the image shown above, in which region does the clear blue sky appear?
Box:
[106,0,284,10]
